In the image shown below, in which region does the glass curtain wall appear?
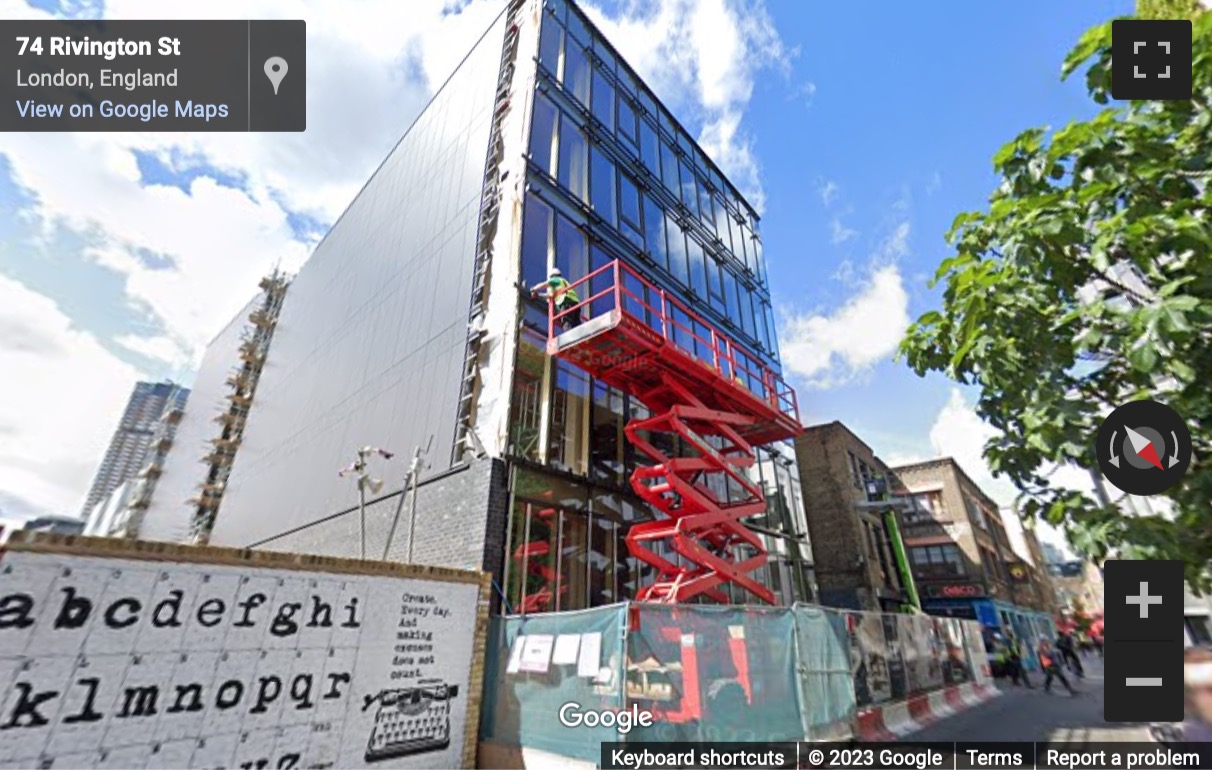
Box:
[503,0,808,613]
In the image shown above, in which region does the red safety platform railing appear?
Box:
[544,259,804,605]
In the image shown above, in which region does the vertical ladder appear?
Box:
[452,0,527,464]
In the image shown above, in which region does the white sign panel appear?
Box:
[0,536,488,769]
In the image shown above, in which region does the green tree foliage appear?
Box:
[900,14,1212,589]
[1137,0,1204,21]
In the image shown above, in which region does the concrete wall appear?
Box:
[211,12,507,546]
[138,295,259,543]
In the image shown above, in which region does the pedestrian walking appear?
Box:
[1056,632,1084,678]
[1181,646,1212,741]
[1003,633,1031,688]
[1037,638,1075,695]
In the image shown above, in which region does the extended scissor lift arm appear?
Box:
[545,259,803,605]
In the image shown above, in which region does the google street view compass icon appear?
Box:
[1096,399,1192,496]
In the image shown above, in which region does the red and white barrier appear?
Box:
[854,682,1000,740]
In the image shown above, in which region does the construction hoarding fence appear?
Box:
[479,602,989,762]
[0,533,491,770]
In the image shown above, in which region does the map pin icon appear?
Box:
[264,57,288,95]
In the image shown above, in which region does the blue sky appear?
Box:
[0,0,1132,539]
[753,0,1130,462]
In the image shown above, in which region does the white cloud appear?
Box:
[115,334,192,368]
[0,274,143,517]
[917,387,1092,555]
[829,216,857,244]
[817,179,839,207]
[926,171,942,196]
[780,264,910,388]
[878,222,911,263]
[584,0,794,212]
[789,81,817,105]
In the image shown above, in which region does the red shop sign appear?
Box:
[932,583,984,599]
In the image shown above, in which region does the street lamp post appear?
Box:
[339,446,394,560]
[383,437,431,562]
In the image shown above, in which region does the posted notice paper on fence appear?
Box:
[0,534,490,769]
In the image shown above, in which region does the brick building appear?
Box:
[891,458,1055,643]
[795,422,912,612]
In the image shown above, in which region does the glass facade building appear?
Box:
[209,0,811,612]
[501,0,811,612]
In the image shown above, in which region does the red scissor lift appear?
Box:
[545,259,803,605]
[543,259,803,727]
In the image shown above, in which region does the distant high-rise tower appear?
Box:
[79,381,189,516]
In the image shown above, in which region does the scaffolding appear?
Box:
[188,269,290,544]
[451,0,526,465]
[545,259,802,605]
[116,397,182,539]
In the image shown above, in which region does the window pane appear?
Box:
[761,300,775,352]
[722,269,738,323]
[692,319,713,362]
[698,179,715,229]
[644,195,666,269]
[595,39,617,73]
[752,233,766,283]
[539,16,562,74]
[638,89,656,119]
[659,109,674,135]
[563,41,590,104]
[736,219,750,268]
[555,214,588,281]
[566,6,588,43]
[521,194,553,288]
[530,95,557,176]
[590,146,616,227]
[660,142,679,193]
[590,245,612,318]
[549,363,591,478]
[687,236,707,298]
[639,120,660,176]
[707,253,723,298]
[679,159,697,211]
[670,306,693,355]
[558,120,587,202]
[617,99,638,146]
[715,197,732,253]
[732,287,751,339]
[666,214,689,287]
[765,303,778,355]
[618,68,637,97]
[619,173,641,227]
[592,69,614,127]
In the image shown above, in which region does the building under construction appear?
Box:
[132,272,291,544]
[205,0,814,611]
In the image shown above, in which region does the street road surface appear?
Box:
[911,655,1154,742]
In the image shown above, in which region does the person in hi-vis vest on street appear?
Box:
[1037,637,1075,696]
[531,267,583,329]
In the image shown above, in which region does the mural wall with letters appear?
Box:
[0,537,488,769]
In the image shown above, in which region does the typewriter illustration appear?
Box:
[362,679,460,762]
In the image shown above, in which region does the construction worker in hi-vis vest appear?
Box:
[531,267,583,328]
